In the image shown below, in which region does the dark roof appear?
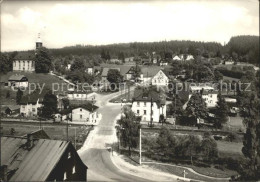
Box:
[8,75,28,81]
[141,66,162,78]
[14,52,35,60]
[1,137,69,181]
[133,88,166,106]
[72,102,99,112]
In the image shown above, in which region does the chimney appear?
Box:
[0,165,8,181]
[27,134,34,149]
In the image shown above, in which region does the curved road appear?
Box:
[79,92,149,181]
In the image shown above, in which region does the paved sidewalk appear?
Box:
[110,152,190,182]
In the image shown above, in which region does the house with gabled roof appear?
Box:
[19,89,47,117]
[131,87,166,123]
[8,74,28,88]
[0,135,87,181]
[71,102,100,123]
[151,70,169,86]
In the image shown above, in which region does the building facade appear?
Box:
[131,88,166,123]
[71,104,100,123]
[151,70,169,86]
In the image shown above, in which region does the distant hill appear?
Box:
[225,35,259,64]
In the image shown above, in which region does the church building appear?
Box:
[13,34,43,72]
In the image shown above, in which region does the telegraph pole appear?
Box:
[139,128,142,165]
[74,127,76,147]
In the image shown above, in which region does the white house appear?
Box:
[186,55,194,61]
[173,55,181,61]
[71,103,100,123]
[67,91,88,100]
[131,88,166,123]
[189,85,218,108]
[19,91,44,117]
[8,74,28,88]
[151,70,169,86]
[85,62,94,75]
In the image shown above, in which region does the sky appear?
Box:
[1,0,259,52]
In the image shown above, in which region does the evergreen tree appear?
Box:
[35,47,53,73]
[40,91,58,119]
[214,93,229,128]
[16,88,23,104]
[186,93,208,122]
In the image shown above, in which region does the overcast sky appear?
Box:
[1,0,259,52]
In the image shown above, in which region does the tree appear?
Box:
[0,53,12,74]
[6,91,10,98]
[186,135,201,165]
[214,70,223,81]
[186,93,208,122]
[70,58,85,72]
[116,107,141,156]
[214,93,229,128]
[107,69,123,90]
[239,92,260,180]
[201,138,218,161]
[193,64,214,82]
[156,127,176,157]
[16,88,23,104]
[62,98,70,109]
[35,47,53,73]
[40,91,58,119]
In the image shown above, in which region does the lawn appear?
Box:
[0,71,69,105]
[216,141,243,156]
[1,123,93,150]
[0,71,69,92]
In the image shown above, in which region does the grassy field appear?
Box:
[1,123,93,150]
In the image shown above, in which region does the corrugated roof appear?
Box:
[8,75,27,81]
[1,137,69,181]
[14,52,35,60]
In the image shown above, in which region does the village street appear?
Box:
[78,91,149,181]
[78,91,182,182]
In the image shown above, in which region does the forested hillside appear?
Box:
[225,35,259,64]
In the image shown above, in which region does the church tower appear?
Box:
[36,33,43,49]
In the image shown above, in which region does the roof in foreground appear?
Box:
[1,136,69,181]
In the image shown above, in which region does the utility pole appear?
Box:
[74,127,76,147]
[139,128,142,165]
[150,97,153,127]
[66,118,69,141]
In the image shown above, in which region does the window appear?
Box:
[72,166,76,174]
[144,110,146,115]
[137,102,140,106]
[144,102,146,107]
[137,110,139,114]
[80,109,82,111]
[80,115,82,119]
[68,152,71,159]
[63,172,67,180]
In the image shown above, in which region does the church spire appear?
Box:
[36,33,42,49]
